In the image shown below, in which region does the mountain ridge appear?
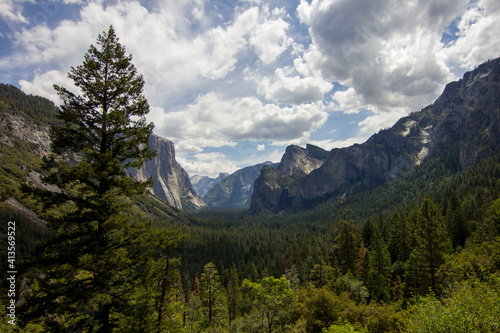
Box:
[203,162,276,209]
[251,57,500,214]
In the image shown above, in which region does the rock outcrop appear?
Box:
[127,134,207,210]
[251,57,500,213]
[250,144,328,213]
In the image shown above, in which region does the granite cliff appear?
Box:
[251,58,500,213]
[250,144,328,213]
[127,134,206,210]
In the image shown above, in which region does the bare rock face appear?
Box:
[278,144,329,176]
[251,58,500,214]
[0,112,51,157]
[250,144,328,213]
[128,134,207,210]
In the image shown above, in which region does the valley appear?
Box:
[1,54,500,332]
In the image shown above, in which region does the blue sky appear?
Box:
[1,0,500,177]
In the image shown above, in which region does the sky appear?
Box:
[1,0,500,177]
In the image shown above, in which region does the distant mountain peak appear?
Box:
[251,57,500,214]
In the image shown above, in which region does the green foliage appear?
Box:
[227,264,241,323]
[332,200,362,274]
[322,322,367,333]
[367,228,392,302]
[0,83,59,125]
[406,275,500,332]
[406,197,452,296]
[200,262,228,329]
[241,276,295,333]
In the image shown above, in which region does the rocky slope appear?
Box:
[203,162,276,209]
[250,144,329,213]
[0,84,204,211]
[191,172,229,198]
[251,58,500,213]
[127,134,206,210]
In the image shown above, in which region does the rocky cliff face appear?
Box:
[251,58,500,213]
[250,144,328,213]
[204,162,275,209]
[127,134,206,210]
[191,172,229,198]
[0,111,51,157]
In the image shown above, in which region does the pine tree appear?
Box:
[332,197,361,274]
[20,26,180,332]
[227,264,240,324]
[445,191,468,248]
[199,262,227,328]
[368,228,391,302]
[406,197,452,296]
[389,211,412,263]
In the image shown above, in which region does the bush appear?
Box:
[406,275,500,332]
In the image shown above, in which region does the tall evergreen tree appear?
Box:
[332,198,361,274]
[199,262,227,328]
[406,197,452,296]
[20,26,181,332]
[368,228,392,302]
[444,190,468,248]
[227,264,240,324]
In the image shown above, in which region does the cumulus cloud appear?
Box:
[309,137,366,150]
[251,66,332,104]
[249,7,292,64]
[4,0,500,176]
[151,93,328,152]
[19,70,76,102]
[0,0,27,24]
[177,152,239,178]
[295,0,476,115]
[441,0,500,71]
[8,1,297,107]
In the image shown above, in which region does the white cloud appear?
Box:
[252,66,332,104]
[331,88,366,114]
[309,137,367,150]
[177,151,239,178]
[19,70,76,102]
[357,108,409,137]
[295,0,477,116]
[256,144,266,151]
[441,0,500,71]
[0,0,27,24]
[151,93,328,152]
[8,1,297,108]
[249,7,292,64]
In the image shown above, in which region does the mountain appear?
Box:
[203,162,276,209]
[250,144,329,213]
[126,134,206,210]
[251,57,500,214]
[0,83,204,211]
[191,172,229,198]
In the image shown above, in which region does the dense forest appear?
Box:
[1,27,500,332]
[3,152,499,332]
